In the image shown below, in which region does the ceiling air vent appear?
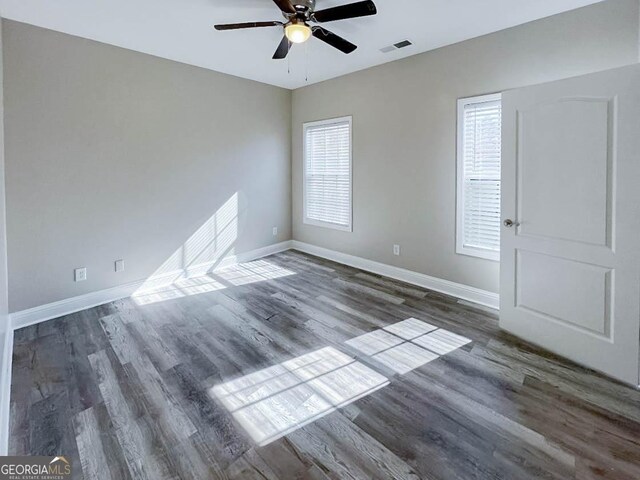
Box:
[394,40,412,49]
[380,40,413,53]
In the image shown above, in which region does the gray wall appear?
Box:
[3,20,292,312]
[0,18,7,327]
[0,16,10,455]
[291,0,640,294]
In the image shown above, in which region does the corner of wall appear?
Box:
[637,0,640,62]
[287,88,294,242]
[0,15,12,456]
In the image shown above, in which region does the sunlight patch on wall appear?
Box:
[134,192,240,295]
[130,191,295,305]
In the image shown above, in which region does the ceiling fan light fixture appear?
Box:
[214,0,378,58]
[285,22,312,44]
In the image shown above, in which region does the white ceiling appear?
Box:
[0,0,603,89]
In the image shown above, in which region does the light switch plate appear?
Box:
[115,259,125,272]
[393,245,400,256]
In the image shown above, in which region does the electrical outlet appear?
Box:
[115,259,125,272]
[74,267,87,282]
[272,227,278,236]
[393,244,400,256]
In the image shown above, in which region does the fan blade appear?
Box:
[214,21,282,30]
[312,26,357,54]
[313,0,377,23]
[273,36,292,59]
[273,0,296,14]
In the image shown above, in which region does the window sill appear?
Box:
[456,245,500,262]
[303,217,353,232]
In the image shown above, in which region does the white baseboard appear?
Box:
[10,238,497,332]
[290,241,499,310]
[0,327,13,455]
[10,280,147,331]
[10,240,292,331]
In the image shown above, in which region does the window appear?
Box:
[303,116,352,231]
[456,93,502,261]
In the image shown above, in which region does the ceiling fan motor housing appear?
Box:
[292,0,315,18]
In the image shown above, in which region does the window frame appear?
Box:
[456,93,502,262]
[302,116,353,232]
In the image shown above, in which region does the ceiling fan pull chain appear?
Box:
[305,41,309,82]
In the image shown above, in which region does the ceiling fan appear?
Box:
[214,0,377,59]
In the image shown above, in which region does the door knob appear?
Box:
[504,219,518,227]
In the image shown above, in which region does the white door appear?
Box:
[500,64,640,386]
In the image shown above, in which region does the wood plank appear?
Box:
[73,406,112,480]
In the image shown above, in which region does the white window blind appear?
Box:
[456,94,502,261]
[303,117,352,231]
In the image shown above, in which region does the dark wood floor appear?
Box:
[9,250,640,479]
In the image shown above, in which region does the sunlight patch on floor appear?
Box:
[412,328,473,355]
[371,341,440,375]
[132,259,295,305]
[214,259,296,286]
[210,318,472,446]
[341,329,404,356]
[383,318,438,340]
[346,318,471,374]
[210,347,389,446]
